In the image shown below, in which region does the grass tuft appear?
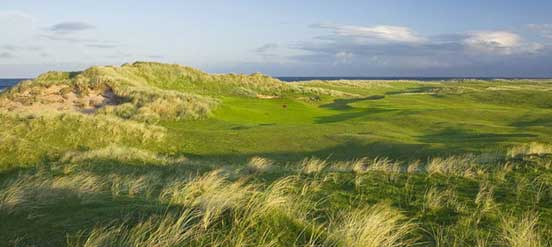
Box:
[509,142,552,157]
[334,203,415,247]
[500,212,543,247]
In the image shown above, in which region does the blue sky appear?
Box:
[1,0,551,77]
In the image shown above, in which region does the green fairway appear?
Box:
[158,80,552,162]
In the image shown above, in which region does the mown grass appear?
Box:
[1,62,551,246]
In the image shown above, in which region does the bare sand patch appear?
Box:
[255,94,280,99]
[2,84,120,114]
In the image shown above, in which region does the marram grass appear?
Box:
[1,148,550,246]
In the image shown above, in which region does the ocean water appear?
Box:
[0,79,27,91]
[277,77,456,82]
[275,77,550,82]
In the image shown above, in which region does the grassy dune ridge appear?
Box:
[0,62,551,246]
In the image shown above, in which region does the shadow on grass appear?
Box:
[314,108,396,124]
[0,187,171,247]
[319,95,385,111]
[317,95,428,123]
[167,126,542,164]
[230,123,276,130]
[416,127,538,153]
[385,86,437,95]
[511,114,552,128]
[173,138,454,165]
[420,127,537,143]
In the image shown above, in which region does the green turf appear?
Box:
[156,80,552,162]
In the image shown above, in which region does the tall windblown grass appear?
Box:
[160,170,254,211]
[244,156,275,174]
[96,87,218,122]
[426,154,478,177]
[67,209,201,247]
[0,172,108,213]
[1,145,550,246]
[64,169,418,246]
[0,111,166,169]
[61,144,185,166]
[300,157,329,174]
[1,62,219,122]
[474,182,496,213]
[509,142,552,157]
[327,157,402,175]
[333,203,415,247]
[500,212,543,247]
[1,162,319,246]
[422,186,458,212]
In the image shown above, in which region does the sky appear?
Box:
[1,0,552,78]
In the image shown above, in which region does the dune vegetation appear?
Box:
[0,62,551,246]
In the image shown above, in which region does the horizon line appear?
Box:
[2,76,552,80]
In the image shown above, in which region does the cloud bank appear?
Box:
[1,8,551,78]
[254,23,552,77]
[314,24,426,44]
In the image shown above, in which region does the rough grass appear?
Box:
[1,149,550,246]
[0,110,166,169]
[500,212,543,247]
[1,63,219,122]
[509,142,552,157]
[334,203,415,247]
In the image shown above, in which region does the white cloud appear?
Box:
[292,24,552,75]
[335,51,353,64]
[463,31,541,55]
[465,31,520,48]
[316,24,426,44]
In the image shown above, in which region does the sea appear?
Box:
[0,79,28,92]
[276,77,551,82]
[278,77,467,82]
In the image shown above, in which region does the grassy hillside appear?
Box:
[0,62,551,246]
